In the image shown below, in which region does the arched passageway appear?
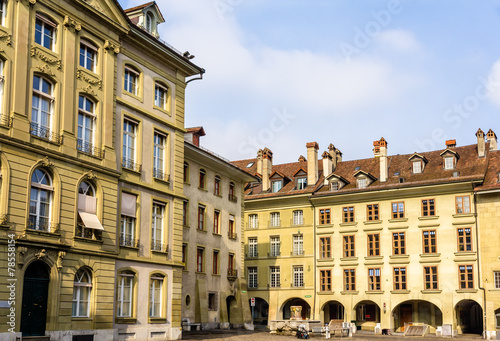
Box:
[322,300,345,323]
[392,300,443,332]
[281,298,310,320]
[455,300,483,334]
[353,300,380,331]
[249,297,269,325]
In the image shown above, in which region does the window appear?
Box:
[459,265,474,289]
[413,161,422,174]
[29,168,52,231]
[248,214,258,228]
[214,176,221,196]
[331,182,339,191]
[149,275,163,317]
[320,270,332,291]
[357,178,367,189]
[79,40,97,72]
[35,15,55,50]
[248,267,258,288]
[293,234,303,256]
[76,181,103,240]
[208,292,217,311]
[392,202,404,219]
[212,250,219,275]
[154,83,167,109]
[199,169,206,189]
[120,192,137,247]
[424,266,438,290]
[293,210,303,225]
[422,230,436,254]
[0,0,6,26]
[145,12,154,33]
[270,266,280,287]
[270,236,280,257]
[124,67,138,95]
[366,204,379,221]
[31,75,53,138]
[122,119,138,169]
[393,267,407,290]
[151,203,164,252]
[444,157,454,170]
[182,200,188,227]
[343,235,355,258]
[270,212,280,227]
[153,132,166,180]
[457,228,472,251]
[293,266,304,287]
[456,196,470,214]
[196,247,204,272]
[296,177,307,190]
[319,237,331,259]
[228,182,236,202]
[343,206,355,223]
[213,210,220,234]
[228,215,236,239]
[117,272,134,317]
[271,180,282,193]
[182,243,187,270]
[421,199,435,216]
[77,95,96,154]
[319,208,331,225]
[72,268,92,317]
[343,269,355,291]
[393,232,406,255]
[197,205,205,230]
[368,268,381,291]
[228,253,235,274]
[494,271,500,289]
[248,237,258,258]
[183,162,189,183]
[367,234,380,256]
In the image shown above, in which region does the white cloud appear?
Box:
[375,29,421,53]
[486,59,500,107]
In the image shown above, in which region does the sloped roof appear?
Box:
[475,150,500,192]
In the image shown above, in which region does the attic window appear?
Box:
[271,180,282,193]
[399,177,405,183]
[444,157,454,170]
[413,161,422,174]
[453,171,460,178]
[296,177,307,190]
[357,178,367,189]
[146,12,154,33]
[331,182,339,191]
[394,172,400,176]
[246,162,254,168]
[355,166,360,171]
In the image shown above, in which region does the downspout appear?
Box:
[309,193,318,321]
[473,187,487,338]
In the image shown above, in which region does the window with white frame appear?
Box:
[145,12,154,33]
[124,67,139,95]
[35,14,55,50]
[248,237,258,257]
[248,214,258,228]
[270,266,280,288]
[357,178,367,189]
[120,192,137,247]
[270,236,280,257]
[293,234,303,256]
[296,177,307,190]
[29,168,52,231]
[270,212,280,227]
[271,180,282,193]
[117,272,134,317]
[413,161,422,174]
[0,0,6,26]
[153,131,166,179]
[331,181,339,191]
[154,83,168,109]
[292,210,303,225]
[293,266,304,287]
[151,202,164,252]
[79,40,97,72]
[77,181,103,240]
[31,75,53,137]
[149,274,163,317]
[122,119,137,168]
[248,267,258,288]
[77,95,96,154]
[0,60,4,115]
[444,157,454,170]
[72,268,92,317]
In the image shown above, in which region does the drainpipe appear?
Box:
[309,196,317,321]
[473,187,487,338]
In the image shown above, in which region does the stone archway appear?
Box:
[392,300,443,333]
[455,300,483,334]
[21,261,50,336]
[249,297,269,325]
[321,300,345,324]
[226,295,238,325]
[353,300,380,331]
[281,298,310,320]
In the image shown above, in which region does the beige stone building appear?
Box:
[181,127,255,330]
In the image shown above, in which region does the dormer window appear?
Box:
[331,182,339,191]
[146,12,154,33]
[357,178,366,189]
[271,180,282,193]
[444,157,454,170]
[409,153,428,174]
[296,177,307,190]
[498,172,500,183]
[440,149,459,170]
[246,162,254,168]
[413,161,422,174]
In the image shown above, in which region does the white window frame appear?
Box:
[154,83,168,109]
[270,236,280,257]
[296,177,307,190]
[444,157,454,170]
[32,75,54,132]
[77,95,96,153]
[292,210,303,225]
[29,169,53,231]
[357,178,367,189]
[248,267,258,288]
[117,273,134,317]
[124,67,139,95]
[293,266,304,287]
[149,275,163,317]
[153,131,165,178]
[151,202,164,251]
[413,161,422,174]
[271,180,282,193]
[270,266,280,288]
[35,14,56,50]
[270,212,280,227]
[123,119,137,165]
[72,268,92,317]
[79,40,97,72]
[293,234,303,256]
[248,214,258,228]
[248,237,258,257]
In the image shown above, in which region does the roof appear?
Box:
[186,126,206,136]
[475,150,500,192]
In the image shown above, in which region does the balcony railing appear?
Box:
[76,223,102,240]
[153,168,169,182]
[228,194,237,203]
[247,251,258,258]
[151,240,168,253]
[30,122,63,144]
[228,231,237,239]
[0,114,12,128]
[292,249,305,256]
[77,139,104,159]
[122,157,142,172]
[28,218,59,233]
[268,251,281,257]
[227,269,238,278]
[120,235,139,248]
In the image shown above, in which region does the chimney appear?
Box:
[336,148,343,163]
[322,151,332,185]
[185,126,206,147]
[487,129,498,151]
[306,142,319,186]
[446,139,456,148]
[377,138,388,182]
[476,129,485,158]
[256,149,263,175]
[261,148,273,191]
[328,144,338,171]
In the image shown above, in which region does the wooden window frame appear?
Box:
[366,203,379,221]
[422,230,437,254]
[392,232,406,255]
[319,208,331,225]
[455,195,471,214]
[367,233,380,257]
[343,235,355,258]
[212,250,219,275]
[393,267,407,290]
[368,268,381,291]
[199,169,206,189]
[457,227,472,252]
[197,205,205,230]
[391,201,405,219]
[421,198,436,217]
[196,247,205,273]
[213,210,220,234]
[424,266,438,290]
[320,269,332,292]
[214,176,221,196]
[319,237,331,259]
[343,268,356,291]
[343,206,355,223]
[458,264,474,289]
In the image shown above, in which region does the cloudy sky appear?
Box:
[120,0,500,165]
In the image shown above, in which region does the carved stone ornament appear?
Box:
[17,246,28,267]
[83,170,97,180]
[31,46,62,70]
[63,16,82,32]
[41,156,54,168]
[36,64,55,76]
[0,32,12,46]
[104,40,120,54]
[35,249,47,260]
[76,69,103,90]
[57,251,66,270]
[82,84,97,97]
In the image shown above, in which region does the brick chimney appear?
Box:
[185,126,206,147]
[375,138,388,182]
[446,140,456,148]
[306,142,319,186]
[476,129,485,158]
[322,151,332,185]
[261,148,273,191]
[487,129,498,151]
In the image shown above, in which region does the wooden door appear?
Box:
[400,304,413,331]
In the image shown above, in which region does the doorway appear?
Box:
[21,261,50,336]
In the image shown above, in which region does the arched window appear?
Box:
[154,82,167,109]
[0,59,4,118]
[29,168,52,231]
[35,14,56,50]
[77,181,103,240]
[149,274,164,317]
[145,12,154,33]
[117,271,134,317]
[72,268,92,317]
[79,40,97,72]
[77,95,96,154]
[31,75,53,138]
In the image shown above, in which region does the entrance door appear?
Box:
[21,261,50,336]
[400,304,413,331]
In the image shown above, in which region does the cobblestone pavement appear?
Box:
[182,330,484,341]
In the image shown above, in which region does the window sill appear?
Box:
[120,244,140,250]
[74,236,103,244]
[152,249,169,256]
[122,90,143,103]
[389,218,408,223]
[340,222,357,227]
[454,251,476,256]
[390,290,410,294]
[318,224,333,228]
[364,220,382,225]
[213,193,222,198]
[364,256,383,260]
[340,257,358,261]
[183,225,190,229]
[421,290,442,294]
[71,317,92,321]
[318,291,334,295]
[317,258,334,262]
[153,175,170,185]
[340,291,359,295]
[212,273,221,277]
[198,187,208,192]
[149,317,167,324]
[365,290,384,294]
[420,253,440,258]
[418,216,439,220]
[196,229,207,233]
[213,232,221,237]
[32,44,60,59]
[25,228,61,237]
[153,105,171,117]
[456,289,478,293]
[123,165,142,175]
[116,317,137,324]
[77,148,105,160]
[196,271,206,275]
[453,213,474,218]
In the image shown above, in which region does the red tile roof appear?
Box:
[475,150,500,192]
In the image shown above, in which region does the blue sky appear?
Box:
[120,0,500,164]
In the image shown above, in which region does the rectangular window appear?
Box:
[182,243,187,270]
[422,199,435,216]
[393,267,407,290]
[444,157,454,170]
[196,247,204,273]
[319,237,331,259]
[270,266,280,288]
[208,292,217,311]
[331,182,339,191]
[212,250,219,275]
[392,202,405,219]
[197,205,205,230]
[270,236,280,257]
[319,208,331,225]
[248,214,258,228]
[120,215,136,247]
[32,75,53,136]
[494,271,500,289]
[248,267,258,288]
[153,132,166,180]
[271,180,282,193]
[456,196,471,214]
[293,266,304,287]
[213,210,220,234]
[343,206,355,223]
[424,266,438,290]
[367,234,380,256]
[248,237,258,258]
[117,273,134,317]
[459,265,474,289]
[182,200,188,227]
[393,232,406,255]
[457,228,472,251]
[343,269,356,291]
[293,235,303,256]
[343,235,355,258]
[366,204,379,221]
[413,161,422,174]
[228,215,235,239]
[149,276,163,317]
[293,210,304,225]
[151,203,164,252]
[199,170,206,189]
[357,178,367,189]
[214,176,220,196]
[297,177,307,190]
[154,83,167,109]
[368,268,381,291]
[270,212,280,227]
[422,230,437,254]
[320,270,332,292]
[123,119,138,168]
[35,16,55,50]
[124,67,138,95]
[80,41,97,72]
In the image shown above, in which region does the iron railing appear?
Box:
[228,194,237,203]
[28,218,59,233]
[122,158,142,172]
[76,223,102,240]
[227,269,238,278]
[77,139,104,158]
[120,235,139,248]
[153,168,169,181]
[228,231,237,239]
[30,122,63,144]
[151,240,168,253]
